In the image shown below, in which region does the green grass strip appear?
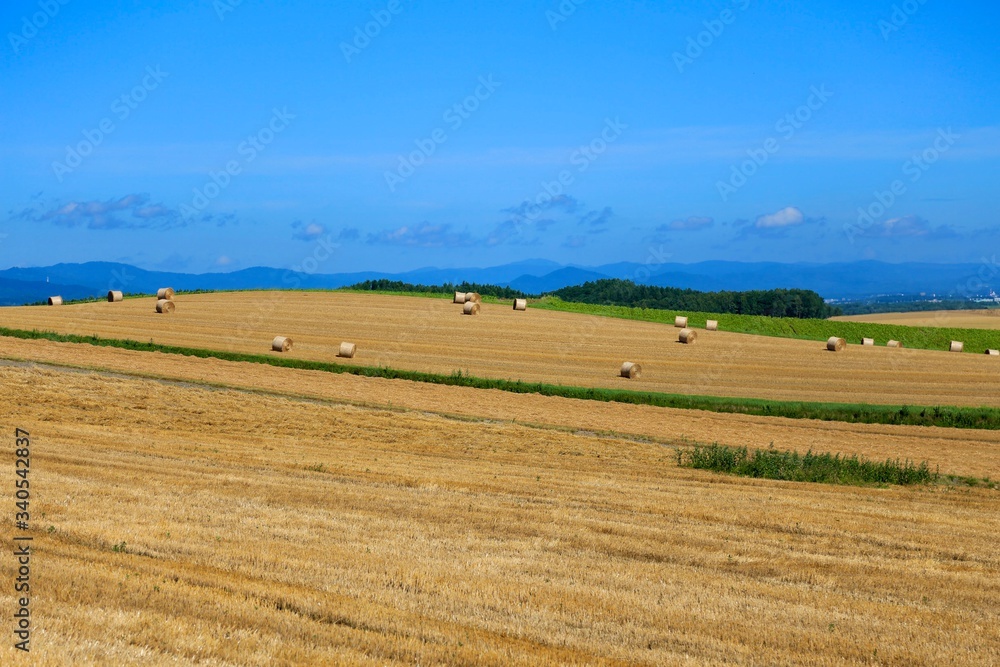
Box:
[6,325,1000,431]
[531,297,1000,353]
[677,444,941,486]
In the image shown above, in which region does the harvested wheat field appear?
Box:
[834,309,1000,329]
[5,292,1000,408]
[1,363,998,665]
[3,337,1000,480]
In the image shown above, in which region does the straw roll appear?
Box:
[620,362,641,379]
[678,328,698,344]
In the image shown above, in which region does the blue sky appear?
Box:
[2,0,998,274]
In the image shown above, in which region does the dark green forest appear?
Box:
[550,279,841,319]
[348,278,840,319]
[347,279,528,299]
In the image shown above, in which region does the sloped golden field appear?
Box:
[2,293,999,664]
[4,292,1000,407]
[0,363,998,665]
[1,336,999,480]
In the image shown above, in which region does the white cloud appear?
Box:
[292,220,327,241]
[755,206,804,229]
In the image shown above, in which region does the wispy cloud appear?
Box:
[367,222,474,247]
[485,220,537,246]
[200,211,238,227]
[660,215,714,232]
[486,195,584,246]
[858,215,957,239]
[133,204,174,219]
[577,206,613,234]
[337,227,360,241]
[10,193,191,230]
[370,198,613,249]
[502,194,579,221]
[291,220,327,241]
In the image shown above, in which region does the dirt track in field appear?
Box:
[3,336,999,479]
[5,292,1000,408]
[1,363,998,665]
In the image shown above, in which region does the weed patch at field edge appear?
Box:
[677,444,940,486]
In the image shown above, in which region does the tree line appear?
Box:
[350,278,840,318]
[550,279,841,319]
[348,279,528,299]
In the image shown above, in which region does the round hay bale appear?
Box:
[986,349,1000,356]
[513,298,527,311]
[155,299,175,314]
[47,296,63,306]
[827,337,846,352]
[338,342,356,358]
[465,292,481,303]
[620,362,641,379]
[107,290,123,302]
[463,301,480,315]
[950,341,964,353]
[678,328,697,344]
[271,335,292,352]
[156,287,175,300]
[886,340,903,348]
[706,320,718,331]
[674,316,688,328]
[862,338,875,346]
[454,292,467,304]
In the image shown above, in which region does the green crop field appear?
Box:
[532,297,1000,353]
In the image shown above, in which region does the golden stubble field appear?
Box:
[5,292,1000,408]
[3,336,1000,480]
[834,309,1000,329]
[1,363,998,666]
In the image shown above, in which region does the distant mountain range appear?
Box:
[0,259,995,306]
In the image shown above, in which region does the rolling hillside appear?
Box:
[5,291,1000,409]
[1,347,998,665]
[2,291,1000,665]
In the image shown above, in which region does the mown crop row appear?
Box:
[7,325,1000,431]
[531,297,1000,353]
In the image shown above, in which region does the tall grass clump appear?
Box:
[677,444,939,486]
